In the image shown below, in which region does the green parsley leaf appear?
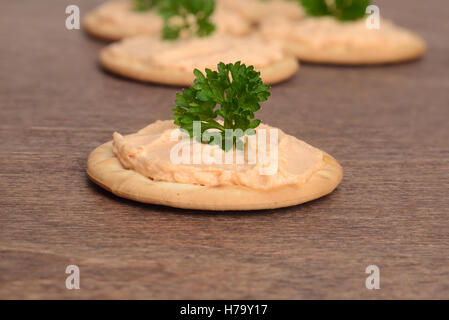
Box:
[158,0,216,40]
[133,0,216,40]
[173,62,270,151]
[299,0,330,17]
[300,0,370,21]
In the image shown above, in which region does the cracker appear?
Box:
[261,17,426,65]
[285,36,426,65]
[83,0,251,41]
[87,141,342,211]
[100,48,299,86]
[99,35,299,86]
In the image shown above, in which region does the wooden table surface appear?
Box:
[1,0,448,299]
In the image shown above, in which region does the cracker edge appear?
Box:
[86,140,343,211]
[99,45,299,86]
[285,34,427,65]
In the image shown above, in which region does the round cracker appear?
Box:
[87,141,343,211]
[83,0,252,42]
[83,9,145,42]
[285,33,426,65]
[99,47,299,86]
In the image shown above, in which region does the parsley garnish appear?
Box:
[133,0,216,40]
[300,0,370,21]
[173,62,270,151]
[158,0,215,40]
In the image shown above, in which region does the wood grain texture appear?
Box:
[1,0,449,299]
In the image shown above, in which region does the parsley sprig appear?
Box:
[300,0,370,21]
[173,62,270,151]
[159,0,215,40]
[133,0,216,40]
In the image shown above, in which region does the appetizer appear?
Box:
[87,62,342,210]
[99,1,299,85]
[84,0,251,41]
[260,0,426,64]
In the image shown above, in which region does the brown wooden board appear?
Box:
[1,0,448,299]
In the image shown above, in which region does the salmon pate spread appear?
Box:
[112,120,324,190]
[89,0,250,37]
[106,34,286,72]
[261,16,425,49]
